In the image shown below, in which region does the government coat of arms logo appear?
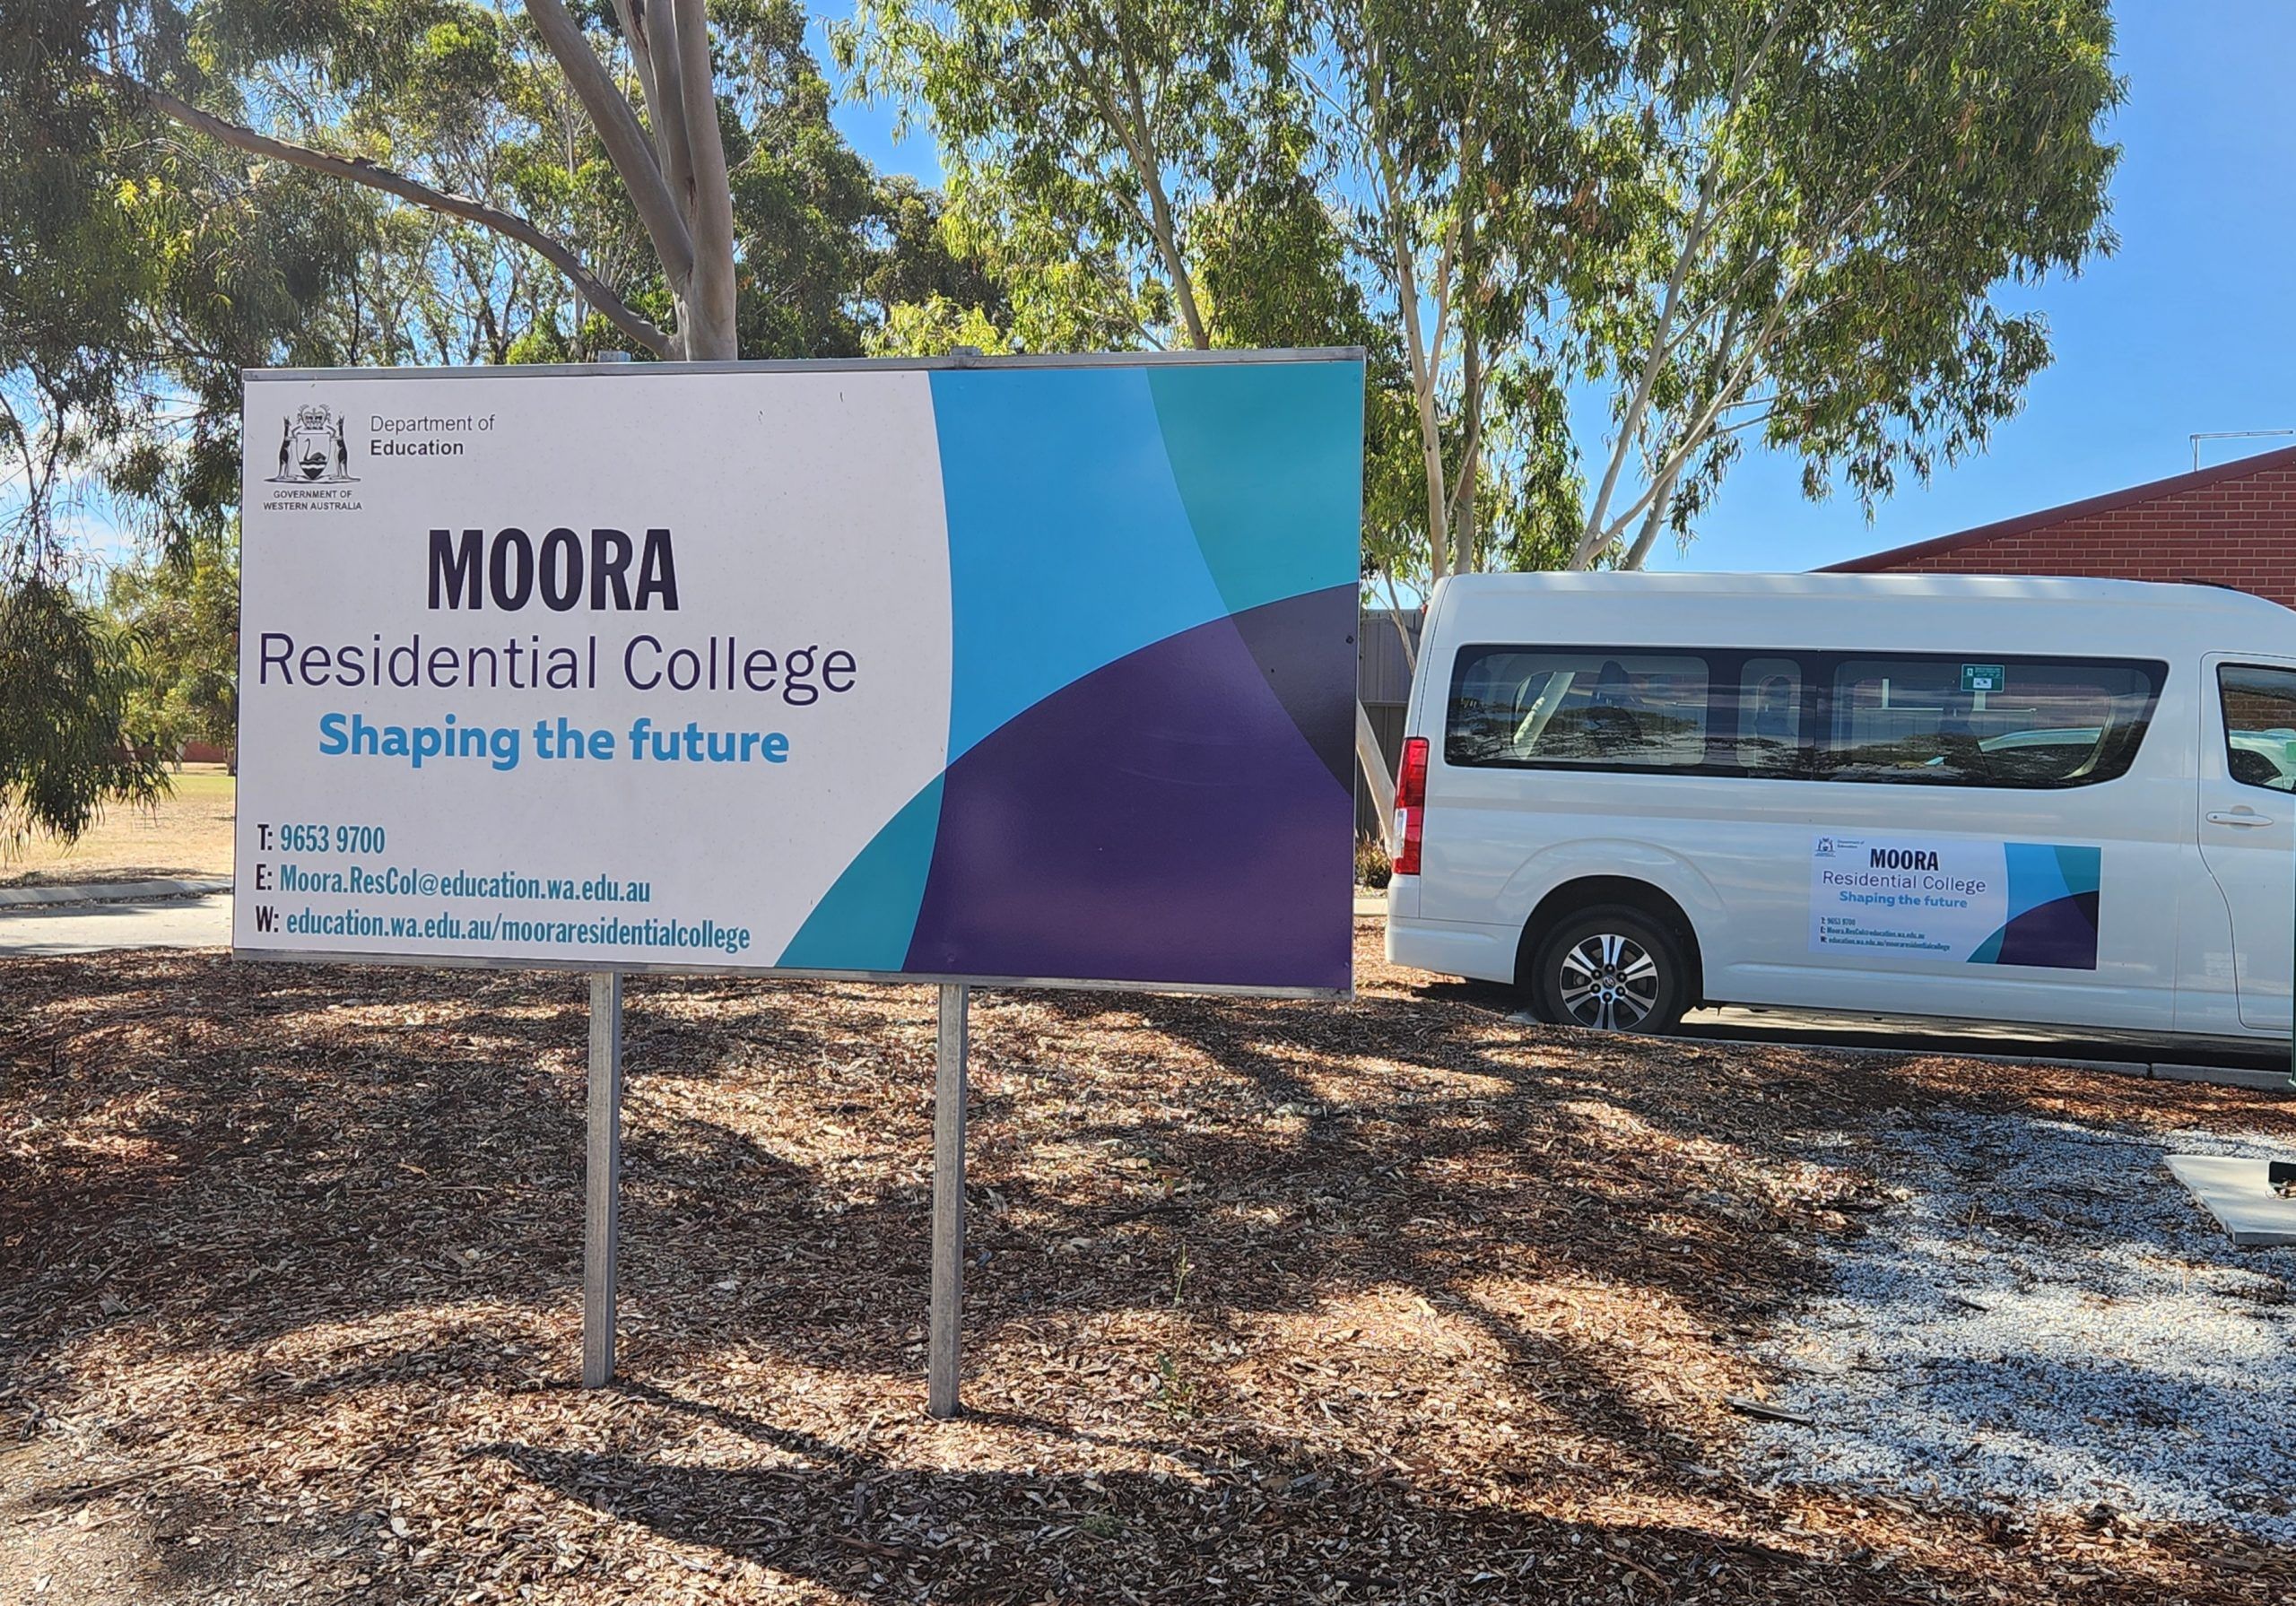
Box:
[268,404,357,483]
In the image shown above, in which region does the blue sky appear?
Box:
[813,2,2294,575]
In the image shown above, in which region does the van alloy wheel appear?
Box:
[1529,904,1691,1034]
[1555,932,1661,1030]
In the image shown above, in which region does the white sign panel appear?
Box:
[235,359,1364,992]
[1809,832,2101,971]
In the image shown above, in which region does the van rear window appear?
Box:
[1444,645,2164,786]
[1447,651,1709,768]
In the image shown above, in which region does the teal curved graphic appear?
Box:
[776,775,944,971]
[930,367,1226,763]
[1146,363,1363,617]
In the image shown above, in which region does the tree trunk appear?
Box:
[1355,700,1396,847]
[671,0,740,360]
[1622,464,1680,570]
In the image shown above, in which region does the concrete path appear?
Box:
[0,890,230,956]
[0,876,230,908]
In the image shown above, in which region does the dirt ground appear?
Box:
[3,768,235,888]
[3,925,2292,1604]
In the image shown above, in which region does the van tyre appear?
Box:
[1531,907,1688,1034]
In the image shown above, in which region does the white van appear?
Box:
[1384,571,2296,1044]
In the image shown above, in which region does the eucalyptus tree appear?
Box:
[40,0,831,362]
[1312,0,2118,583]
[3,0,974,838]
[1563,0,2121,569]
[2,0,378,838]
[840,0,1307,353]
[843,0,1436,825]
[105,529,241,768]
[1310,0,1617,590]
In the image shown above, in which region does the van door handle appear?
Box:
[2207,809,2274,827]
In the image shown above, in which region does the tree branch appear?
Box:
[523,0,695,297]
[92,67,672,357]
[671,0,739,359]
[1352,47,1453,581]
[1356,700,1396,846]
[1113,29,1206,351]
[1379,570,1419,676]
[1599,143,1917,551]
[1621,459,1679,570]
[1575,157,1720,563]
[1048,24,1205,351]
[613,0,699,238]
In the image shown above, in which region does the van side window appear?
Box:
[1448,650,1709,769]
[1727,657,1807,772]
[2218,664,2296,792]
[1826,657,2160,786]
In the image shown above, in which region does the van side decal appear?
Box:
[1810,835,2100,971]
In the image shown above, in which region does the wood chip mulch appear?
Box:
[3,923,2292,1603]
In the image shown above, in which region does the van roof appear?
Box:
[1437,569,2294,623]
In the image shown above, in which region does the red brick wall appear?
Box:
[1871,460,2296,605]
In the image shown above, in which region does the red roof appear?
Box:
[1819,443,2296,572]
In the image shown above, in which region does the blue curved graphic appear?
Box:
[930,367,1227,764]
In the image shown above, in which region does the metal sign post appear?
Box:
[583,970,624,1387]
[928,982,969,1418]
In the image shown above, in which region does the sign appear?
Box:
[1809,833,2100,969]
[236,354,1364,994]
[1960,663,2005,693]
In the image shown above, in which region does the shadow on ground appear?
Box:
[4,931,2292,1602]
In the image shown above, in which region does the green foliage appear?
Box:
[1355,836,1391,890]
[105,531,240,761]
[865,176,1010,325]
[1,1,378,837]
[0,577,169,849]
[0,0,2120,839]
[840,0,1305,352]
[1567,0,2123,561]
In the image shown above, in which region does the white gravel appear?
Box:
[1744,1107,2296,1542]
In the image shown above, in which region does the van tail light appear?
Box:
[1393,736,1429,876]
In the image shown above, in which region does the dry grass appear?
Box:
[2,925,2292,1603]
[2,768,235,888]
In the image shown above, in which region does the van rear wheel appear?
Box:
[1531,907,1688,1034]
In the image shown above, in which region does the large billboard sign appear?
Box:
[236,353,1364,994]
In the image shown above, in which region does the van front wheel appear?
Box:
[1531,907,1688,1034]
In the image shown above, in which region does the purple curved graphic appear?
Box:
[1986,891,2101,969]
[903,586,1356,990]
